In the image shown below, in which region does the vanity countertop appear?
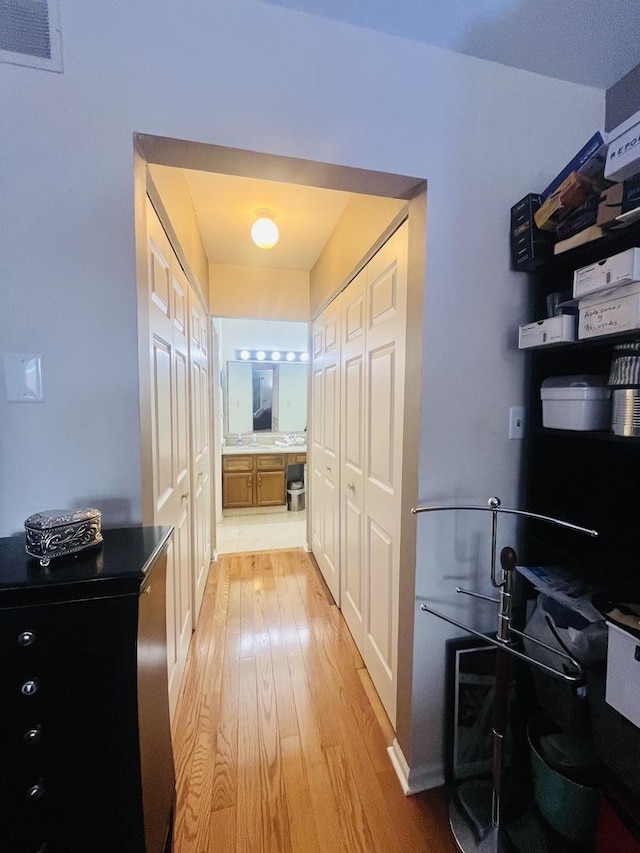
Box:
[222,443,307,456]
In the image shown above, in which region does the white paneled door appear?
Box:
[189,291,212,623]
[146,199,193,715]
[361,223,408,727]
[310,295,342,603]
[339,267,367,651]
[315,221,408,727]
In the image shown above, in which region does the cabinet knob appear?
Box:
[18,630,36,647]
[26,782,45,801]
[21,679,39,696]
[24,726,42,745]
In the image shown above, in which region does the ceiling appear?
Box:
[182,169,352,272]
[263,0,640,89]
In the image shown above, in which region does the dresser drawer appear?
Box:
[0,596,132,663]
[287,452,307,465]
[222,455,253,473]
[255,454,286,471]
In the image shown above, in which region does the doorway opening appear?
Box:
[134,131,426,567]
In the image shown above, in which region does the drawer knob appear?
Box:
[26,782,45,801]
[21,679,39,696]
[24,726,42,745]
[18,630,36,647]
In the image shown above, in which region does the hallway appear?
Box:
[170,547,456,853]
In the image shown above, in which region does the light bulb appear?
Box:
[300,352,309,362]
[271,351,281,361]
[256,351,266,361]
[286,352,295,362]
[251,211,279,249]
[240,350,250,360]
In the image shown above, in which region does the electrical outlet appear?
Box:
[508,406,526,439]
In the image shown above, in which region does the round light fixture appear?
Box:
[286,352,295,362]
[271,351,281,361]
[256,351,266,361]
[239,350,251,360]
[300,352,309,362]
[251,209,279,249]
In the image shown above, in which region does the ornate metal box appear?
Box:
[24,508,103,566]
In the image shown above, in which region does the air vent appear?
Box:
[0,0,62,72]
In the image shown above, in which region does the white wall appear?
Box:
[0,0,604,782]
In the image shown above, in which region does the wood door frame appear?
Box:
[133,134,426,754]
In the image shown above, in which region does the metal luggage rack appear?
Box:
[412,496,598,853]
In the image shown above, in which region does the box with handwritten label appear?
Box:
[578,285,640,339]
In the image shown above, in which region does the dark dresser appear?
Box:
[0,526,176,853]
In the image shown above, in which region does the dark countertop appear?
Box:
[0,526,173,606]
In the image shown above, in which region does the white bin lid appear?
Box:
[540,374,611,401]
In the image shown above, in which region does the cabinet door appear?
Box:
[222,472,253,508]
[256,470,286,506]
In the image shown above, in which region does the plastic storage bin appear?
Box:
[540,374,611,430]
[528,719,600,846]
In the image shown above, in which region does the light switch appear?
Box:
[4,353,43,402]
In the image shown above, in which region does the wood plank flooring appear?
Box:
[171,548,457,853]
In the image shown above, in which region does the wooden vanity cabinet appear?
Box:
[0,526,175,853]
[222,453,288,508]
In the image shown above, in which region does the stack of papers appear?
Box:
[516,564,603,623]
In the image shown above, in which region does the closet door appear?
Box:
[361,222,408,727]
[189,290,212,623]
[339,268,367,650]
[310,295,342,603]
[146,199,193,716]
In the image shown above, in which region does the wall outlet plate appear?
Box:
[508,406,526,439]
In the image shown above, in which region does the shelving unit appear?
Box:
[521,219,640,598]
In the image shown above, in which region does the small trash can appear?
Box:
[287,480,305,512]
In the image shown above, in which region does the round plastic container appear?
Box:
[528,719,600,845]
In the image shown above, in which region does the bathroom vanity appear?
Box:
[0,525,175,853]
[221,445,307,509]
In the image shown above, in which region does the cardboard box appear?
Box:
[578,278,640,309]
[510,193,555,271]
[535,172,598,232]
[578,289,640,339]
[518,314,577,348]
[542,132,609,200]
[596,183,624,227]
[605,121,640,182]
[573,247,640,299]
[622,173,640,213]
[605,622,640,729]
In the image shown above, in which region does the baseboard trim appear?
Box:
[387,739,445,795]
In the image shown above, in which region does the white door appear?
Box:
[361,223,408,726]
[310,295,342,603]
[189,289,212,622]
[339,267,367,650]
[146,199,193,716]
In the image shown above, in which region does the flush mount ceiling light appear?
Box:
[250,209,279,249]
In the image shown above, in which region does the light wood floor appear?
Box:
[171,547,457,853]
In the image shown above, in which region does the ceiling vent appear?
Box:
[0,0,62,72]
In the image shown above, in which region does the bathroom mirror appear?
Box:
[226,361,308,435]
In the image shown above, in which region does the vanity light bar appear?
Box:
[236,349,308,362]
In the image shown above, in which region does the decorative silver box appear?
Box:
[24,508,103,567]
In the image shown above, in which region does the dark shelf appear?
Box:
[533,219,640,275]
[532,426,640,443]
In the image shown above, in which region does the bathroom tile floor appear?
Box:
[215,507,307,554]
